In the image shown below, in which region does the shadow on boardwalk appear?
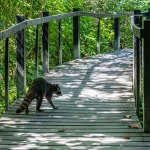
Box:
[0,49,149,150]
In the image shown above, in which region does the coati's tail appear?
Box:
[16,90,35,114]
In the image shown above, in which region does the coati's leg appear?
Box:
[36,96,44,112]
[46,97,58,109]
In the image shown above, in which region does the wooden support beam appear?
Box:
[16,15,26,98]
[42,11,49,74]
[114,18,120,50]
[143,20,150,133]
[73,8,80,59]
[5,38,9,111]
[58,19,62,65]
[97,18,100,54]
[35,25,39,78]
[133,10,142,116]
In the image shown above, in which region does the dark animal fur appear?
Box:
[16,77,62,114]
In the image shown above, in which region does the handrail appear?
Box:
[0,12,79,40]
[0,11,134,40]
[80,11,122,18]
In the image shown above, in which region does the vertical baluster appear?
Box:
[73,8,80,59]
[114,17,120,50]
[42,11,49,74]
[133,10,141,116]
[58,19,62,65]
[16,15,26,98]
[143,20,150,133]
[5,38,9,111]
[35,24,39,78]
[97,18,100,54]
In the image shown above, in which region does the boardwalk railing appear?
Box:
[132,9,150,133]
[1,8,150,132]
[0,9,129,111]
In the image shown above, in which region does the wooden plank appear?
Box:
[0,145,148,150]
[0,132,143,137]
[5,110,137,115]
[0,140,147,147]
[0,124,142,129]
[0,137,144,143]
[0,128,144,133]
[1,115,138,120]
[0,121,140,126]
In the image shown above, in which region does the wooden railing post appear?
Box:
[143,20,150,133]
[114,17,120,50]
[73,8,80,59]
[5,38,9,111]
[97,18,100,54]
[133,10,142,116]
[42,11,49,74]
[58,19,62,65]
[16,15,26,98]
[35,25,39,78]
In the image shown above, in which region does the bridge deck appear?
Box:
[0,49,150,150]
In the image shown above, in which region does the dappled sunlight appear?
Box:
[0,50,142,149]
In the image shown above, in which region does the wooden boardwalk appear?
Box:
[0,49,150,149]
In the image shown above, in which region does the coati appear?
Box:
[16,77,62,114]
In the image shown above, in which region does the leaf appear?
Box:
[57,129,66,132]
[129,124,139,129]
[124,136,130,139]
[124,115,132,119]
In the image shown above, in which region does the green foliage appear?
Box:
[0,0,149,116]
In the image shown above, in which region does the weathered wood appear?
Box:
[16,15,26,97]
[0,119,139,124]
[80,11,122,18]
[58,19,62,65]
[0,128,143,133]
[73,8,80,59]
[35,24,39,78]
[143,20,150,133]
[0,145,148,150]
[0,12,80,40]
[0,11,132,40]
[42,11,49,74]
[0,132,142,136]
[133,10,142,116]
[5,38,9,111]
[114,17,120,50]
[97,18,100,54]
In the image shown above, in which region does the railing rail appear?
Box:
[0,11,134,40]
[132,9,150,133]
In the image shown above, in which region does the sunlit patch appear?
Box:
[76,105,85,108]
